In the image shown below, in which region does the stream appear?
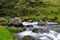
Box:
[15,21,60,40]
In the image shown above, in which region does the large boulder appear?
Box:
[38,20,46,26]
[8,17,23,27]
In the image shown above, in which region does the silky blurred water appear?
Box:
[16,22,60,40]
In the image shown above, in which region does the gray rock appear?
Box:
[8,17,23,27]
[38,20,46,26]
[8,17,22,24]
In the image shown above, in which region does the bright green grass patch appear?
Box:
[0,26,17,40]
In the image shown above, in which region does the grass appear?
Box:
[0,0,60,23]
[0,26,17,40]
[7,27,22,33]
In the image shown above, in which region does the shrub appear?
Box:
[0,26,17,40]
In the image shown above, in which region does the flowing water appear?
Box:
[15,21,60,40]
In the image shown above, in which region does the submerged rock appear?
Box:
[39,27,49,33]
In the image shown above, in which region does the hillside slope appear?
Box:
[0,0,60,22]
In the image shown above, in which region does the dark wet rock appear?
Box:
[32,28,39,33]
[26,25,33,27]
[23,35,35,40]
[14,23,24,27]
[8,23,14,26]
[38,20,46,26]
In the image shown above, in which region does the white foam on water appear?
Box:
[16,22,60,40]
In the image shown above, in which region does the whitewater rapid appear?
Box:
[16,22,60,40]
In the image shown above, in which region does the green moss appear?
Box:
[0,17,8,24]
[0,26,17,40]
[23,36,35,40]
[7,27,22,33]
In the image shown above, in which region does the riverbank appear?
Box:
[0,15,60,24]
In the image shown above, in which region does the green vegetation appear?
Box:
[23,35,35,40]
[0,26,17,40]
[0,0,60,22]
[0,17,8,24]
[7,27,22,33]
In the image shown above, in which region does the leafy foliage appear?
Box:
[0,0,60,22]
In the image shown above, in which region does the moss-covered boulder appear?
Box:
[0,26,17,40]
[7,27,22,33]
[23,36,35,40]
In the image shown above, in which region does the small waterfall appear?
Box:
[16,22,60,40]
